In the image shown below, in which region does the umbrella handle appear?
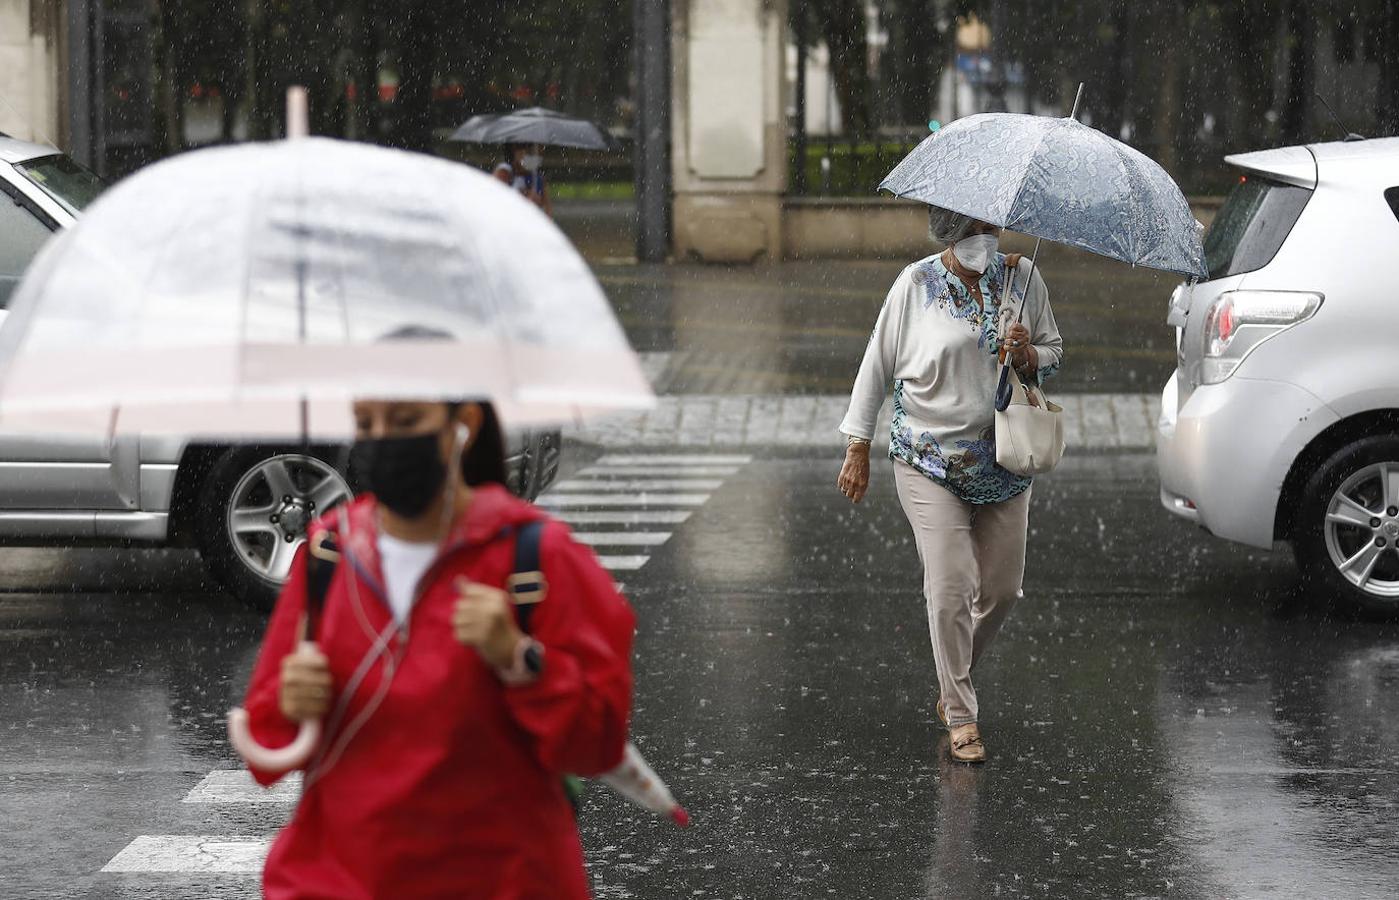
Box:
[226,640,324,774]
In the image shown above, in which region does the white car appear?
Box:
[1157,136,1399,615]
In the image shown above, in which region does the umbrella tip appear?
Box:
[286,86,310,139]
[670,807,691,828]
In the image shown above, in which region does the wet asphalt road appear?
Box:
[3,450,1398,899]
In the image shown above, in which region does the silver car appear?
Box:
[0,135,560,609]
[1157,137,1399,616]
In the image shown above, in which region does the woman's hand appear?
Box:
[1002,322,1037,372]
[453,579,525,670]
[837,442,871,504]
[279,645,332,722]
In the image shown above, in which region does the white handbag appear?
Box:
[995,365,1065,475]
[994,255,1066,476]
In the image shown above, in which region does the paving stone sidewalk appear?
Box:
[566,392,1161,450]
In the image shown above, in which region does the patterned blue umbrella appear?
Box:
[879,112,1207,279]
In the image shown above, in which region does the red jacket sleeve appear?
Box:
[501,521,636,777]
[240,542,311,786]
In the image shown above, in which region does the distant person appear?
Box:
[494,143,554,218]
[836,206,1063,764]
[239,397,634,898]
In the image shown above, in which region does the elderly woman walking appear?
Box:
[837,206,1063,764]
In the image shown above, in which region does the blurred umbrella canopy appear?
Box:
[0,137,653,437]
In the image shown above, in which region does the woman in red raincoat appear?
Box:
[240,398,635,899]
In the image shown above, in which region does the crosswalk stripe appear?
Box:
[551,479,724,492]
[596,454,753,466]
[551,510,693,525]
[579,465,741,477]
[102,835,271,873]
[572,532,671,547]
[184,769,298,804]
[538,493,709,507]
[596,555,649,571]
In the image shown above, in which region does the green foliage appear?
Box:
[550,181,635,202]
[150,0,633,153]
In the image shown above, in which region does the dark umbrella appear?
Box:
[449,107,616,151]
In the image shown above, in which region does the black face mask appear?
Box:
[350,432,447,519]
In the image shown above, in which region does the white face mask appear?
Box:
[952,232,999,273]
[519,154,543,172]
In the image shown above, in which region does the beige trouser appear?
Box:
[892,460,1030,727]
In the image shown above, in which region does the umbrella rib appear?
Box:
[440,183,519,410]
[236,146,276,409]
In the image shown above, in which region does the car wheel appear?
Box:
[195,447,352,612]
[1294,436,1399,617]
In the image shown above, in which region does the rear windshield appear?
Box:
[1204,175,1310,280]
[14,154,105,215]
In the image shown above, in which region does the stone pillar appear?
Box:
[670,0,787,263]
[0,0,64,147]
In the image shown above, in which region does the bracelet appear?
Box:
[846,435,872,447]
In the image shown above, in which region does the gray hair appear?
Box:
[927,205,976,245]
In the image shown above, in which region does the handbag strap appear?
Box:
[996,253,1024,367]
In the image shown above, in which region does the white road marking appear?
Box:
[537,493,710,507]
[578,465,741,477]
[572,532,672,547]
[102,836,271,873]
[183,769,299,804]
[551,510,694,525]
[595,454,753,466]
[551,479,724,492]
[596,555,650,571]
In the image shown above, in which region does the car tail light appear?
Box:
[1201,290,1322,384]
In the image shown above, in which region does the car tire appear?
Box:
[194,446,351,612]
[1294,435,1399,617]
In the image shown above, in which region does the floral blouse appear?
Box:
[839,252,1063,504]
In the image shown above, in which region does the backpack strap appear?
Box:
[506,520,549,635]
[303,529,341,641]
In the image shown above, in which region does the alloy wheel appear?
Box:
[225,454,351,583]
[1323,461,1399,599]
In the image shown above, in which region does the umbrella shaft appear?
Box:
[1015,237,1043,325]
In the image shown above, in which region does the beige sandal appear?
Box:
[949,723,986,764]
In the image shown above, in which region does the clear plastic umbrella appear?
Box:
[0,136,653,437]
[0,127,671,820]
[601,742,691,827]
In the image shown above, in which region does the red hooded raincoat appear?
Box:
[240,485,635,899]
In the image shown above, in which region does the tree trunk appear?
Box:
[393,0,437,152]
[812,0,871,135]
[352,2,377,141]
[1147,0,1182,176]
[1377,0,1399,134]
[1228,0,1276,148]
[894,0,939,125]
[1279,0,1314,145]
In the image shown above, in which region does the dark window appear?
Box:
[15,155,105,215]
[0,187,55,308]
[1386,187,1399,225]
[1204,176,1311,280]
